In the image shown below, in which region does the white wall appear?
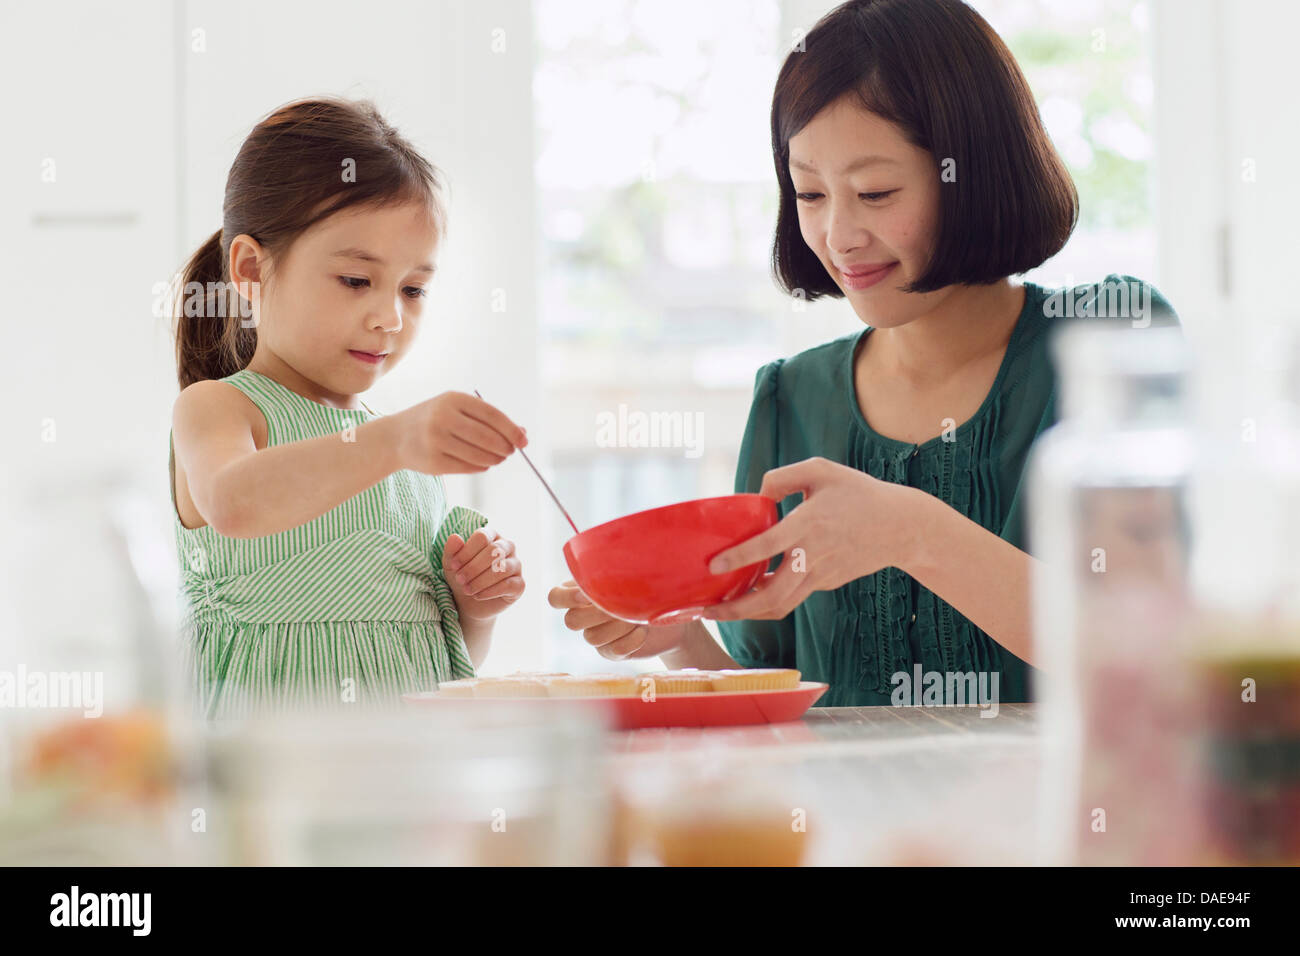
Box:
[0,0,182,717]
[1152,0,1300,345]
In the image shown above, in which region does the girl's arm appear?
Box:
[173,382,525,539]
[173,380,402,538]
[458,617,494,670]
[441,528,527,671]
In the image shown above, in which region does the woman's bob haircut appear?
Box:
[771,0,1079,298]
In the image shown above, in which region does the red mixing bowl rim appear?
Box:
[564,492,776,544]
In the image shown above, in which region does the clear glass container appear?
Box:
[0,474,197,865]
[1028,320,1202,865]
[200,702,614,866]
[612,747,818,866]
[1183,320,1300,865]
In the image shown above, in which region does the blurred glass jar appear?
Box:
[1183,321,1300,865]
[613,749,815,866]
[1028,321,1203,865]
[0,473,197,865]
[0,707,190,865]
[201,702,613,866]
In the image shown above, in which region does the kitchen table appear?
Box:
[606,703,1044,865]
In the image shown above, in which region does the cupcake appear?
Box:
[435,678,479,698]
[506,671,572,678]
[707,668,801,692]
[474,677,549,698]
[544,674,641,697]
[642,670,717,696]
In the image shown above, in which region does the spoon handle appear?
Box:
[473,389,581,536]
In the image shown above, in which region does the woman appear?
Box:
[548,0,1178,706]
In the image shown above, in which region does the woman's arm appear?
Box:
[658,621,741,670]
[898,489,1039,667]
[700,458,1041,668]
[544,584,741,667]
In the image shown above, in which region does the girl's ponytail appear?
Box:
[174,228,256,390]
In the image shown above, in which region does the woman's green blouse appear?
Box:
[717,275,1180,706]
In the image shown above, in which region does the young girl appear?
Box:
[170,97,528,719]
[549,0,1180,706]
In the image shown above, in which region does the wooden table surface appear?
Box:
[607,704,1044,865]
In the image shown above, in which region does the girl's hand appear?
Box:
[700,457,925,621]
[443,528,525,621]
[547,580,691,660]
[396,392,527,475]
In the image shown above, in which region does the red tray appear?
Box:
[402,681,829,729]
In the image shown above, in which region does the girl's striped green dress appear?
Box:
[168,368,488,719]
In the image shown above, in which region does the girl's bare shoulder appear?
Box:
[172,378,268,450]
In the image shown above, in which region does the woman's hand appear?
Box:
[395,392,527,475]
[444,528,525,621]
[700,457,925,621]
[547,580,691,660]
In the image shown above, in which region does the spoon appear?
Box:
[473,389,582,536]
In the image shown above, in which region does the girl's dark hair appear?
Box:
[173,97,446,388]
[771,0,1078,298]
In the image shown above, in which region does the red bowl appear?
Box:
[562,493,778,625]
